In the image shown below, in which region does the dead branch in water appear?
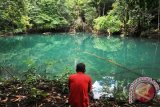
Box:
[84,51,141,76]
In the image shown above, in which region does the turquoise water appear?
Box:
[0,33,160,82]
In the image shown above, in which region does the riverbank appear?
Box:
[0,78,160,107]
[0,79,68,107]
[0,29,159,40]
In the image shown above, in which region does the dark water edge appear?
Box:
[0,28,160,40]
[0,27,70,37]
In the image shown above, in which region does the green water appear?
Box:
[0,33,160,82]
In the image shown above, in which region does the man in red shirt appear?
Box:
[68,63,92,107]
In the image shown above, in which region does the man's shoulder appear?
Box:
[69,73,77,78]
[69,73,92,80]
[84,74,92,80]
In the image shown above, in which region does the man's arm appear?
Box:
[68,76,70,91]
[88,77,93,100]
[88,77,92,92]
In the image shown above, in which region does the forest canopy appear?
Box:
[0,0,159,36]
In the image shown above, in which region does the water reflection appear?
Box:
[0,33,160,82]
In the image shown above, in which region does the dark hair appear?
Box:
[76,63,86,72]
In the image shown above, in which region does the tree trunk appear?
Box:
[158,0,160,30]
[103,4,105,16]
[98,5,101,17]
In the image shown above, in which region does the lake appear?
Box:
[0,33,160,82]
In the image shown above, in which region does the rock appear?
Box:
[43,32,52,35]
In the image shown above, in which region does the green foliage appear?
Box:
[93,15,122,33]
[106,0,159,35]
[0,0,71,33]
[30,87,48,98]
[54,66,74,93]
[56,66,73,82]
[113,81,128,101]
[66,0,97,27]
[0,0,158,35]
[28,0,70,30]
[102,78,128,102]
[22,68,41,83]
[84,7,97,25]
[88,0,114,16]
[94,16,107,32]
[0,0,31,33]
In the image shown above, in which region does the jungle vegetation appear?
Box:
[0,0,159,37]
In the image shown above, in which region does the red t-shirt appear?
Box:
[68,72,92,107]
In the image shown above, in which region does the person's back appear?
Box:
[68,63,92,107]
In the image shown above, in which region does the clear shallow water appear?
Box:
[0,33,160,82]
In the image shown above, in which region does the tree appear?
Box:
[0,0,31,33]
[88,0,114,17]
[28,0,70,30]
[104,0,159,36]
[65,0,97,31]
[158,0,160,30]
[93,15,122,34]
[0,0,158,35]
